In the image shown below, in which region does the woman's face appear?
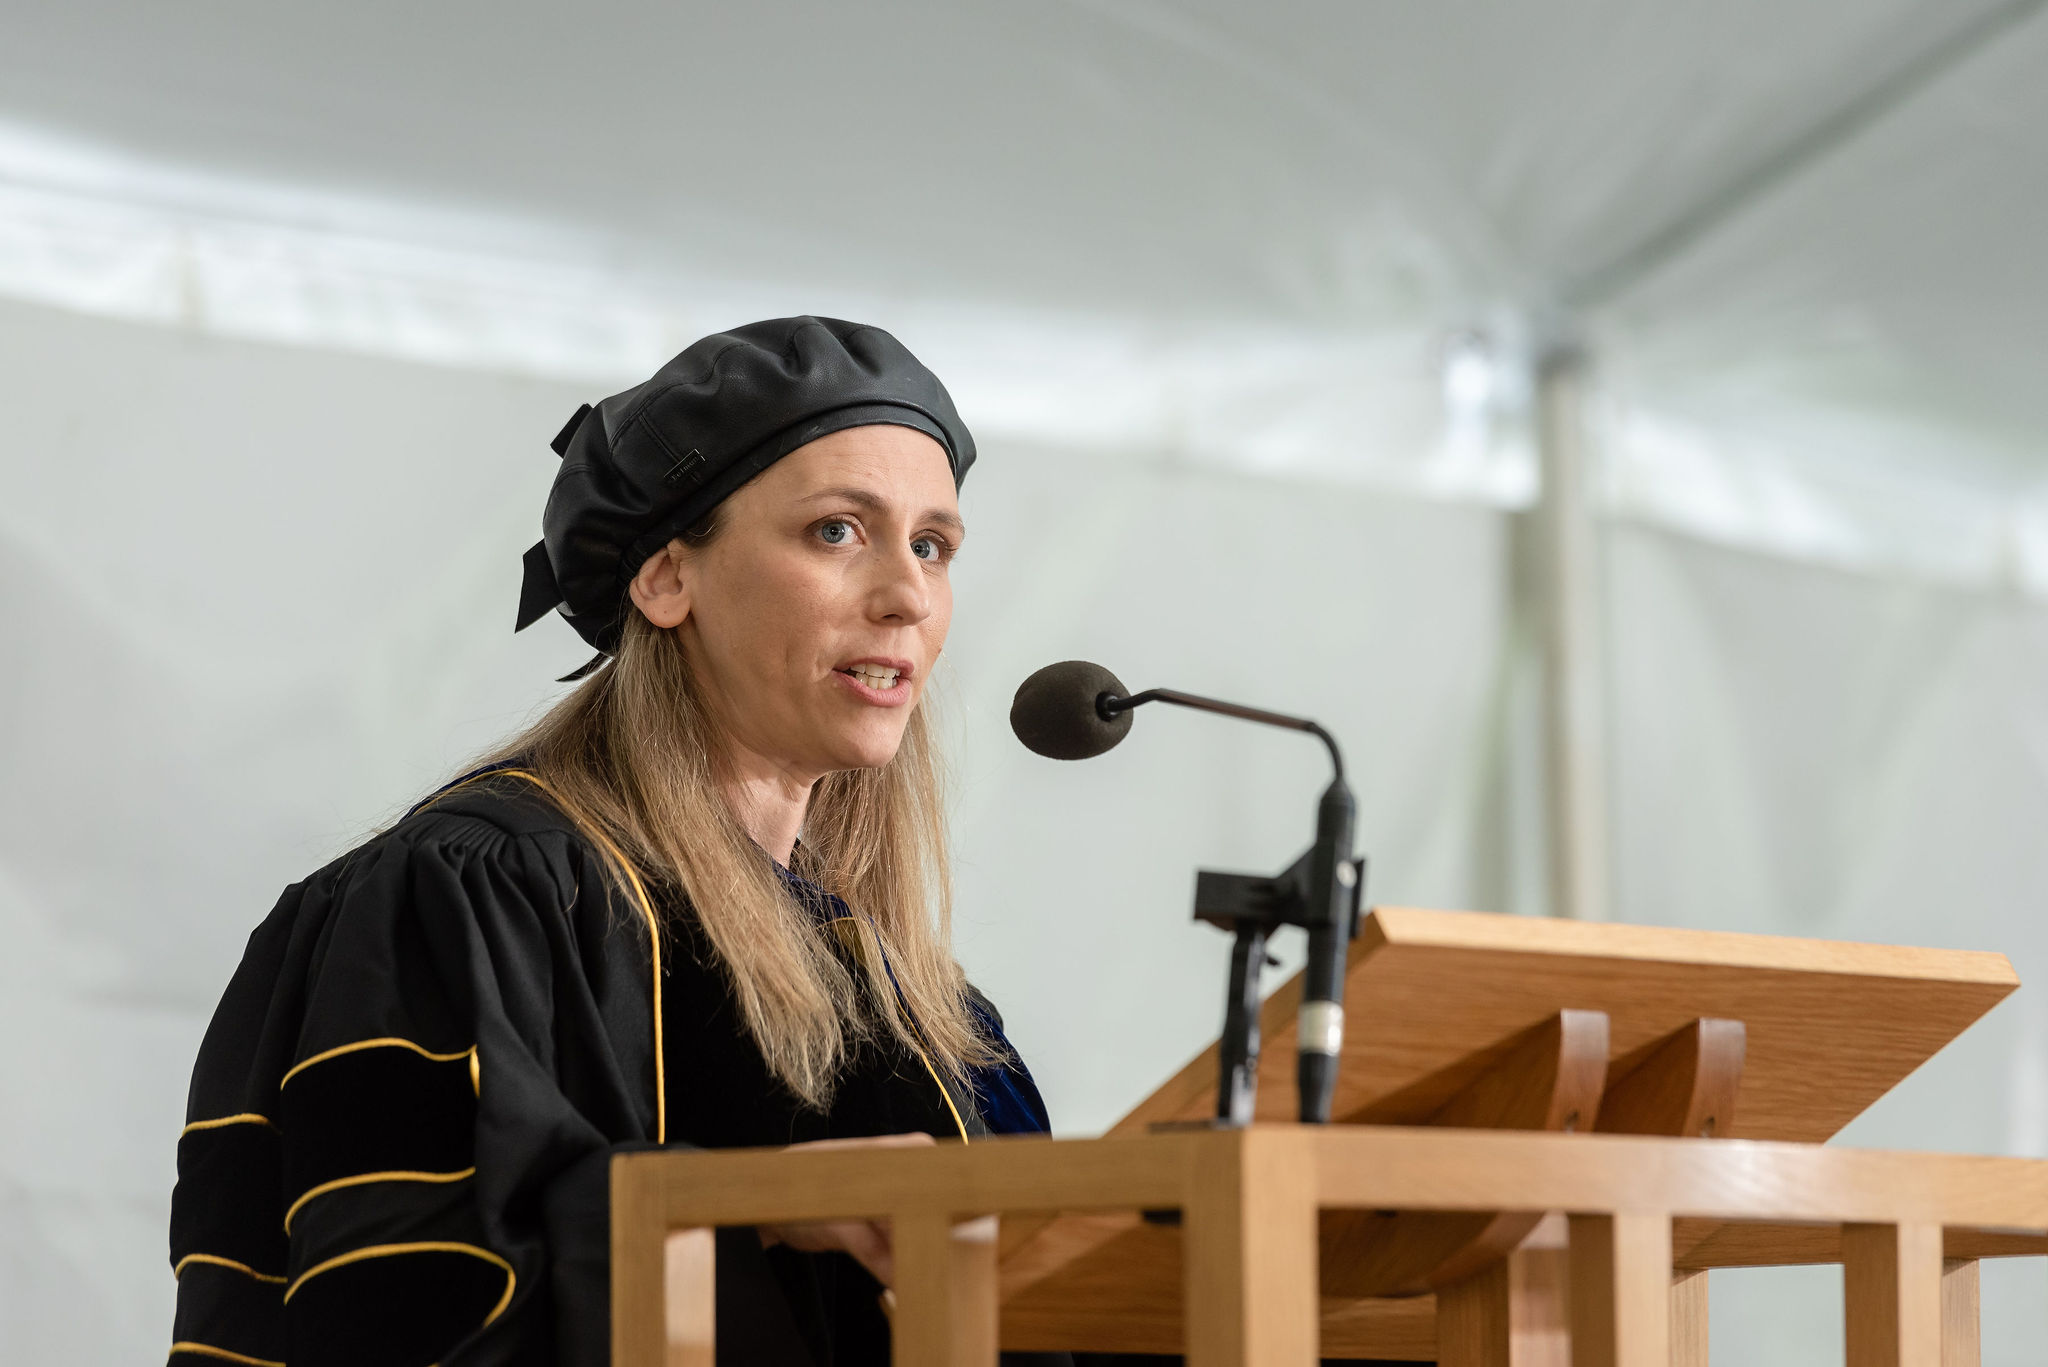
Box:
[633,423,963,783]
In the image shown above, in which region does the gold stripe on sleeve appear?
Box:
[170,1253,288,1284]
[168,1341,285,1367]
[279,1038,474,1090]
[179,1113,277,1137]
[282,1167,478,1234]
[283,1241,516,1327]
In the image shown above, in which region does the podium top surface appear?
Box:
[1118,907,2018,1144]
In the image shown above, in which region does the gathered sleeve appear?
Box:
[170,815,653,1367]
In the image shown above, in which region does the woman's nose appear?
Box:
[867,545,932,624]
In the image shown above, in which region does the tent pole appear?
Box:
[1530,342,1612,922]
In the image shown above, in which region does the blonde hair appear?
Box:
[473,608,991,1109]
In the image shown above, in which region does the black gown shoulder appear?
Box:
[171,776,658,1367]
[168,772,1053,1367]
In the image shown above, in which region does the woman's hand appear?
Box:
[755,1132,936,1287]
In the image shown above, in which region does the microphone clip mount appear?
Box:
[1193,843,1367,1127]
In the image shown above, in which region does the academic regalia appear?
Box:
[168,769,1055,1367]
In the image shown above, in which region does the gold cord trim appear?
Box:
[280,1038,474,1090]
[283,1240,516,1326]
[912,1044,972,1144]
[282,1168,478,1235]
[179,1113,277,1138]
[171,1253,287,1285]
[168,1341,285,1367]
[830,917,970,1144]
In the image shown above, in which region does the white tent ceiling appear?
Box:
[3,0,2046,568]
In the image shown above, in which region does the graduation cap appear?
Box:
[514,316,976,670]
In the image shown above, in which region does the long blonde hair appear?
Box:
[473,605,992,1109]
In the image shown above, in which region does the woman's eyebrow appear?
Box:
[802,486,964,533]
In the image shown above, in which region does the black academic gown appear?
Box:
[168,771,1055,1367]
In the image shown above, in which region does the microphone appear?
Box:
[1009,660,1134,760]
[1010,660,1363,1125]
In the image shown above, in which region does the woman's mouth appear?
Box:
[841,663,903,690]
[833,658,915,706]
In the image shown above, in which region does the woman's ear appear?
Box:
[628,540,693,629]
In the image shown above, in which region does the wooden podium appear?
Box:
[611,909,2048,1366]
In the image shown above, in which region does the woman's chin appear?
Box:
[823,723,911,773]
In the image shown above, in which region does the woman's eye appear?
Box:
[817,520,855,546]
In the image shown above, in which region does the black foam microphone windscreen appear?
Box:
[1010,660,1135,760]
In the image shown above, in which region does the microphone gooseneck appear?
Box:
[1099,687,1345,783]
[1011,659,1365,1126]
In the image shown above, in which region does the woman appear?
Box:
[168,317,1053,1367]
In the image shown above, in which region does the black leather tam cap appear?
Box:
[515,316,976,656]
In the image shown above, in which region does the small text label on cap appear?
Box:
[663,448,706,488]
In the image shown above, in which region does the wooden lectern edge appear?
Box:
[1672,1221,2048,1269]
[1366,906,2021,987]
[615,1126,2048,1231]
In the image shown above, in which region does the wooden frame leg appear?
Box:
[1510,1247,1572,1367]
[1435,1249,1570,1367]
[611,1162,668,1367]
[1567,1213,1670,1367]
[1669,1270,1707,1367]
[892,1212,999,1367]
[1940,1258,1980,1367]
[664,1229,716,1367]
[1183,1134,1318,1367]
[1843,1222,1943,1367]
[1436,1260,1510,1367]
